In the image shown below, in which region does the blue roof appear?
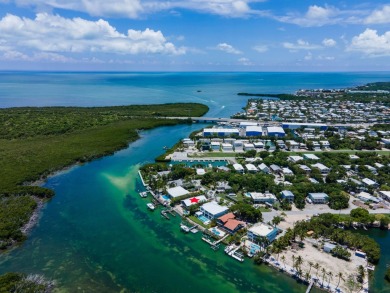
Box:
[281,190,294,196]
[308,192,328,199]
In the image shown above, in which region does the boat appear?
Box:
[147,203,155,210]
[139,191,147,198]
[180,224,190,233]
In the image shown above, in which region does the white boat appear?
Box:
[139,191,147,198]
[147,203,155,210]
[180,224,190,233]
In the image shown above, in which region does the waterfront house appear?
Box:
[200,201,229,220]
[217,213,245,234]
[181,195,207,208]
[247,223,278,244]
[211,142,221,151]
[280,190,294,203]
[167,186,190,199]
[308,192,329,204]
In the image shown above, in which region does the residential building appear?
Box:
[200,201,229,220]
[247,223,279,244]
[247,192,277,204]
[217,213,245,234]
[311,163,330,174]
[167,186,190,199]
[280,190,294,203]
[308,192,329,204]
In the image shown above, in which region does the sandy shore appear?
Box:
[21,197,45,235]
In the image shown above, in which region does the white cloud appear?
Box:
[322,38,336,47]
[283,39,321,50]
[364,5,390,24]
[347,28,390,57]
[277,5,340,27]
[0,13,185,56]
[216,43,242,54]
[6,0,267,18]
[304,52,312,60]
[238,57,252,65]
[317,55,335,61]
[253,45,268,53]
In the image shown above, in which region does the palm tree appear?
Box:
[296,255,303,271]
[336,272,344,290]
[314,263,320,280]
[327,271,333,288]
[305,271,311,283]
[308,261,314,276]
[281,255,286,270]
[292,255,296,270]
[321,268,327,287]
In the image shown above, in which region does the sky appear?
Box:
[0,0,389,71]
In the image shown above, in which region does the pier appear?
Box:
[305,280,314,293]
[161,210,170,220]
[138,170,148,187]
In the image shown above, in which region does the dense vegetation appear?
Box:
[0,103,208,250]
[354,82,390,91]
[0,272,54,292]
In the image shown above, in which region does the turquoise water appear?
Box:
[0,72,389,292]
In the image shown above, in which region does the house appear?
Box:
[217,213,245,234]
[246,126,263,137]
[182,138,195,147]
[216,181,232,193]
[211,142,220,151]
[267,126,286,137]
[320,141,330,148]
[323,242,336,253]
[270,164,282,174]
[349,154,359,160]
[247,223,279,244]
[287,140,300,150]
[312,142,321,151]
[280,190,294,203]
[200,201,229,220]
[276,140,286,149]
[196,168,206,175]
[299,165,311,174]
[221,143,233,152]
[311,163,330,174]
[288,155,303,163]
[362,178,379,188]
[282,167,294,175]
[303,154,320,160]
[244,143,255,151]
[181,195,207,208]
[254,142,264,149]
[258,163,270,174]
[357,192,380,203]
[167,186,190,199]
[233,163,244,173]
[309,178,320,184]
[245,164,258,173]
[247,192,277,204]
[378,190,390,201]
[233,140,244,151]
[308,192,329,204]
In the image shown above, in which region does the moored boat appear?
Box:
[147,203,155,210]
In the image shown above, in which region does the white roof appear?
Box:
[196,168,206,175]
[245,164,258,171]
[258,163,269,170]
[249,223,275,237]
[249,192,276,200]
[312,163,329,170]
[182,195,207,207]
[167,186,189,198]
[204,128,239,133]
[211,142,220,146]
[267,126,285,133]
[362,178,377,185]
[221,143,232,147]
[288,155,303,162]
[240,121,258,127]
[246,126,263,132]
[379,191,390,199]
[304,154,320,160]
[233,163,244,171]
[244,143,255,147]
[201,201,228,215]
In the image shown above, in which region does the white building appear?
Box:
[247,223,279,244]
[221,143,233,152]
[311,163,330,174]
[233,163,244,173]
[247,192,277,204]
[200,201,229,220]
[303,154,320,160]
[245,164,258,173]
[167,186,190,199]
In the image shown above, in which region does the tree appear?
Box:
[327,271,333,288]
[230,202,263,223]
[336,272,344,290]
[281,255,286,270]
[308,261,313,276]
[385,268,390,283]
[321,268,327,287]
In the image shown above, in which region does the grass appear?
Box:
[188,215,209,228]
[0,103,209,250]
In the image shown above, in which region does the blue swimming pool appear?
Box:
[162,195,170,200]
[198,215,211,224]
[211,228,220,236]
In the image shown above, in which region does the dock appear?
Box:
[161,210,170,220]
[305,280,314,293]
[226,243,244,262]
[138,170,148,187]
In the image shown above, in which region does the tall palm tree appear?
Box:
[296,255,303,271]
[305,271,311,283]
[292,255,296,270]
[314,263,320,280]
[327,271,333,288]
[308,261,314,276]
[336,272,344,290]
[321,268,327,287]
[281,255,286,270]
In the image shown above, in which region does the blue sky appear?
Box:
[0,0,389,71]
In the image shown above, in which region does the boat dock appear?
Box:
[225,243,244,262]
[305,280,314,293]
[161,210,170,220]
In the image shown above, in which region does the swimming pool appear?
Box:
[162,195,170,200]
[198,215,211,225]
[211,228,220,236]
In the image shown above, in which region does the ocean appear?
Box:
[0,72,389,292]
